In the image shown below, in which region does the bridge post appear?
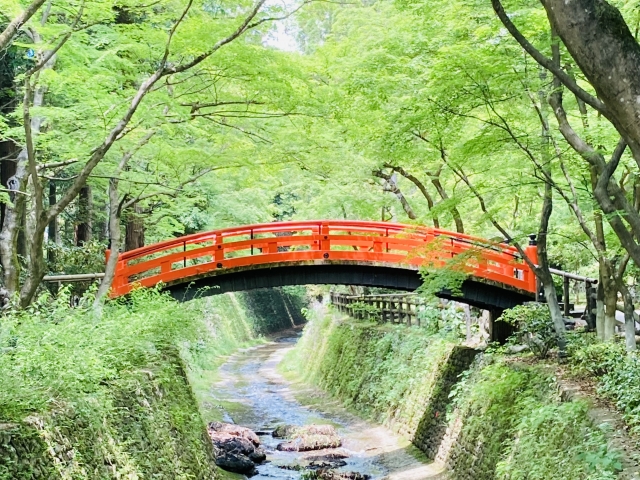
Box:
[489,308,513,343]
[405,299,411,326]
[525,234,539,297]
[563,276,571,317]
[320,223,330,255]
[584,281,597,331]
[214,235,224,264]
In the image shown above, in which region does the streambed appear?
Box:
[211,333,445,480]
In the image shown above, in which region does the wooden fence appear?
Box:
[330,292,423,326]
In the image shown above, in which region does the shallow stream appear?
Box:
[212,333,445,480]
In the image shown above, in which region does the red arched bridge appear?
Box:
[108,220,538,310]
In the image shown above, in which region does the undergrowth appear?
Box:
[0,287,218,479]
[449,357,621,479]
[284,304,623,480]
[569,334,640,437]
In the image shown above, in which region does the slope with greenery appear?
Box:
[283,305,623,480]
[0,286,307,478]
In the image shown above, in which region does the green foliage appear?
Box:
[47,240,106,274]
[500,303,556,358]
[569,338,640,435]
[0,288,197,416]
[416,301,468,339]
[449,358,621,480]
[496,400,622,479]
[349,300,382,322]
[0,288,218,479]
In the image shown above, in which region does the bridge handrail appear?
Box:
[118,220,523,261]
[109,220,538,298]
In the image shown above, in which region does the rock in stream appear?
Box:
[208,422,266,475]
[273,424,342,452]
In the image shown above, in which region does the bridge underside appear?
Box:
[165,262,533,310]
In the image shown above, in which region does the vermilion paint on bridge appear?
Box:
[108,220,538,298]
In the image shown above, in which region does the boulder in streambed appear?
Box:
[272,424,337,438]
[307,460,348,470]
[209,421,261,445]
[207,422,265,475]
[273,424,342,452]
[248,448,267,463]
[215,451,257,476]
[305,451,350,461]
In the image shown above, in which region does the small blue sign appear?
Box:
[26,49,35,58]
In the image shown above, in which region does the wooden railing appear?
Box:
[330,292,424,326]
[108,220,538,298]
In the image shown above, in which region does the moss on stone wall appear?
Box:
[440,358,623,480]
[0,349,218,480]
[281,306,475,449]
[284,306,623,480]
[0,424,55,479]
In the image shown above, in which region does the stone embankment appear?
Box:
[282,305,632,479]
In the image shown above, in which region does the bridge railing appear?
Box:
[108,220,538,297]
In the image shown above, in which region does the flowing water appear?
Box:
[212,333,445,480]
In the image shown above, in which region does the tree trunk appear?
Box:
[19,218,47,307]
[0,142,18,232]
[494,0,640,268]
[374,171,417,220]
[0,149,28,295]
[540,0,640,161]
[603,270,618,341]
[596,279,605,340]
[534,65,566,357]
[125,202,144,251]
[431,177,464,233]
[0,0,48,52]
[537,244,567,355]
[75,185,92,246]
[386,164,440,228]
[1,36,56,305]
[94,178,121,306]
[618,281,637,352]
[47,180,57,264]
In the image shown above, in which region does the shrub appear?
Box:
[500,303,556,358]
[349,300,382,322]
[0,288,218,478]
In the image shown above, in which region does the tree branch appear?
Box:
[373,170,417,220]
[0,0,47,52]
[491,0,606,114]
[382,163,439,228]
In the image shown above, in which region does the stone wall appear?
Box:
[0,349,218,480]
[0,423,55,479]
[286,307,626,480]
[411,346,478,460]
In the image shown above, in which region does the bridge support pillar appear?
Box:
[488,308,513,344]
